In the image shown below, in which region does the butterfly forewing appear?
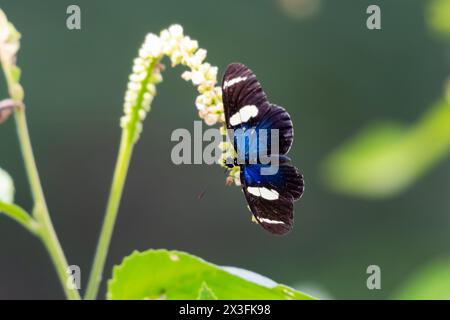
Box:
[256,104,294,155]
[222,63,271,130]
[222,64,294,156]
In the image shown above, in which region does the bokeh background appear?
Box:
[1,0,450,299]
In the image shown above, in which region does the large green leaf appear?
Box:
[393,258,450,300]
[0,167,14,204]
[107,249,314,300]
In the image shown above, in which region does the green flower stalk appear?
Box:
[86,24,239,299]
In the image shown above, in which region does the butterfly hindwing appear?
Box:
[241,156,304,200]
[240,157,304,235]
[243,188,294,235]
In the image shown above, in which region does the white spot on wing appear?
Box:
[223,76,247,89]
[246,186,279,200]
[229,113,241,126]
[239,105,258,122]
[259,217,285,225]
[259,187,279,200]
[229,105,258,126]
[247,187,261,197]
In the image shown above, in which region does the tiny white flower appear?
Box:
[120,115,131,128]
[206,67,218,82]
[180,36,198,53]
[209,103,223,113]
[195,102,206,111]
[181,71,192,81]
[198,109,209,118]
[144,33,162,58]
[0,10,20,66]
[170,49,183,66]
[204,113,220,126]
[138,109,147,121]
[132,64,146,73]
[151,72,163,84]
[186,49,207,68]
[160,29,170,41]
[125,90,138,100]
[168,24,183,38]
[129,72,146,82]
[128,82,141,91]
[146,83,156,96]
[191,71,205,85]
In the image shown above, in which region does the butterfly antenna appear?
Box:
[199,166,231,199]
[197,187,207,200]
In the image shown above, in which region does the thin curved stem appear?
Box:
[84,132,134,300]
[14,109,81,300]
[1,58,81,299]
[85,58,158,300]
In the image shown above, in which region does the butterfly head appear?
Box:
[223,157,239,168]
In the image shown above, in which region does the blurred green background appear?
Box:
[1,0,450,299]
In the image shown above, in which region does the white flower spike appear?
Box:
[122,24,239,184]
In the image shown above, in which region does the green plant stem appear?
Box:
[85,59,158,300]
[14,109,81,300]
[85,132,134,300]
[1,58,81,299]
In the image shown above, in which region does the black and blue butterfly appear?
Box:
[222,63,304,235]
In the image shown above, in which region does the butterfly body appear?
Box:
[221,63,304,235]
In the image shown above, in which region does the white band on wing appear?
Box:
[223,76,247,89]
[247,186,279,200]
[258,217,285,225]
[229,105,258,126]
